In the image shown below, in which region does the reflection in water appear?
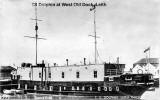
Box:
[141,87,160,100]
[0,94,141,100]
[1,88,160,100]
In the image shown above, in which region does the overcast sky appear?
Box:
[0,0,160,70]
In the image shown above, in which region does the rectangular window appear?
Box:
[94,71,97,78]
[49,73,51,78]
[76,71,80,78]
[39,72,41,78]
[62,72,64,78]
[29,72,31,78]
[109,77,114,81]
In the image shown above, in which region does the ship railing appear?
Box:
[106,69,123,76]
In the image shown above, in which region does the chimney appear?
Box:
[42,60,45,67]
[84,58,86,65]
[117,57,119,64]
[66,59,68,66]
[54,63,56,67]
[42,60,44,64]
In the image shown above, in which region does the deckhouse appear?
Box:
[16,61,125,91]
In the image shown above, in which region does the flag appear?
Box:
[144,47,150,53]
[90,5,96,11]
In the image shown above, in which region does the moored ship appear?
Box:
[131,58,159,88]
[2,5,155,97]
[0,66,20,93]
[16,61,154,96]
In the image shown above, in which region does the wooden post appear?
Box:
[18,84,20,89]
[34,85,37,90]
[82,86,85,91]
[90,86,92,91]
[49,86,53,91]
[59,86,61,92]
[25,84,27,90]
[72,86,74,90]
[98,86,101,91]
[77,86,79,90]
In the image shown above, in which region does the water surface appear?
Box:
[1,88,159,100]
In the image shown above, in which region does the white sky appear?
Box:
[0,0,160,70]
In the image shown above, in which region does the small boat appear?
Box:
[0,66,19,93]
[3,89,24,95]
[15,89,24,94]
[3,89,16,95]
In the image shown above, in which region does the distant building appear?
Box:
[0,66,20,92]
[131,58,159,78]
[0,66,16,80]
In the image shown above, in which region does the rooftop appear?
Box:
[133,58,159,67]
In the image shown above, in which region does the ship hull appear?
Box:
[0,80,18,93]
[19,80,151,96]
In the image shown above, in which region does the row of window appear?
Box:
[36,71,98,79]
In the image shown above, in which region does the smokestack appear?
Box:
[117,57,119,64]
[54,63,56,67]
[84,58,86,65]
[66,59,68,66]
[42,60,45,67]
[42,60,44,64]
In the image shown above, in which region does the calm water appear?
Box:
[1,88,160,100]
[141,87,160,100]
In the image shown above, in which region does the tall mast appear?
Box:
[35,6,38,66]
[89,5,99,64]
[24,6,46,65]
[94,8,97,64]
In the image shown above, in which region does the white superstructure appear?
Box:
[17,64,104,82]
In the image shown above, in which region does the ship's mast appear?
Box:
[35,7,38,66]
[24,6,46,65]
[89,5,99,64]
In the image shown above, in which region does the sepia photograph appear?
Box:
[0,0,160,99]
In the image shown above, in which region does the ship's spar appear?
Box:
[15,4,154,96]
[23,5,101,86]
[89,5,100,64]
[25,5,100,66]
[24,6,46,83]
[24,6,46,66]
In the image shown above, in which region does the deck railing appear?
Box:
[105,69,123,76]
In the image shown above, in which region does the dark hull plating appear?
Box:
[20,80,151,96]
[0,80,18,93]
